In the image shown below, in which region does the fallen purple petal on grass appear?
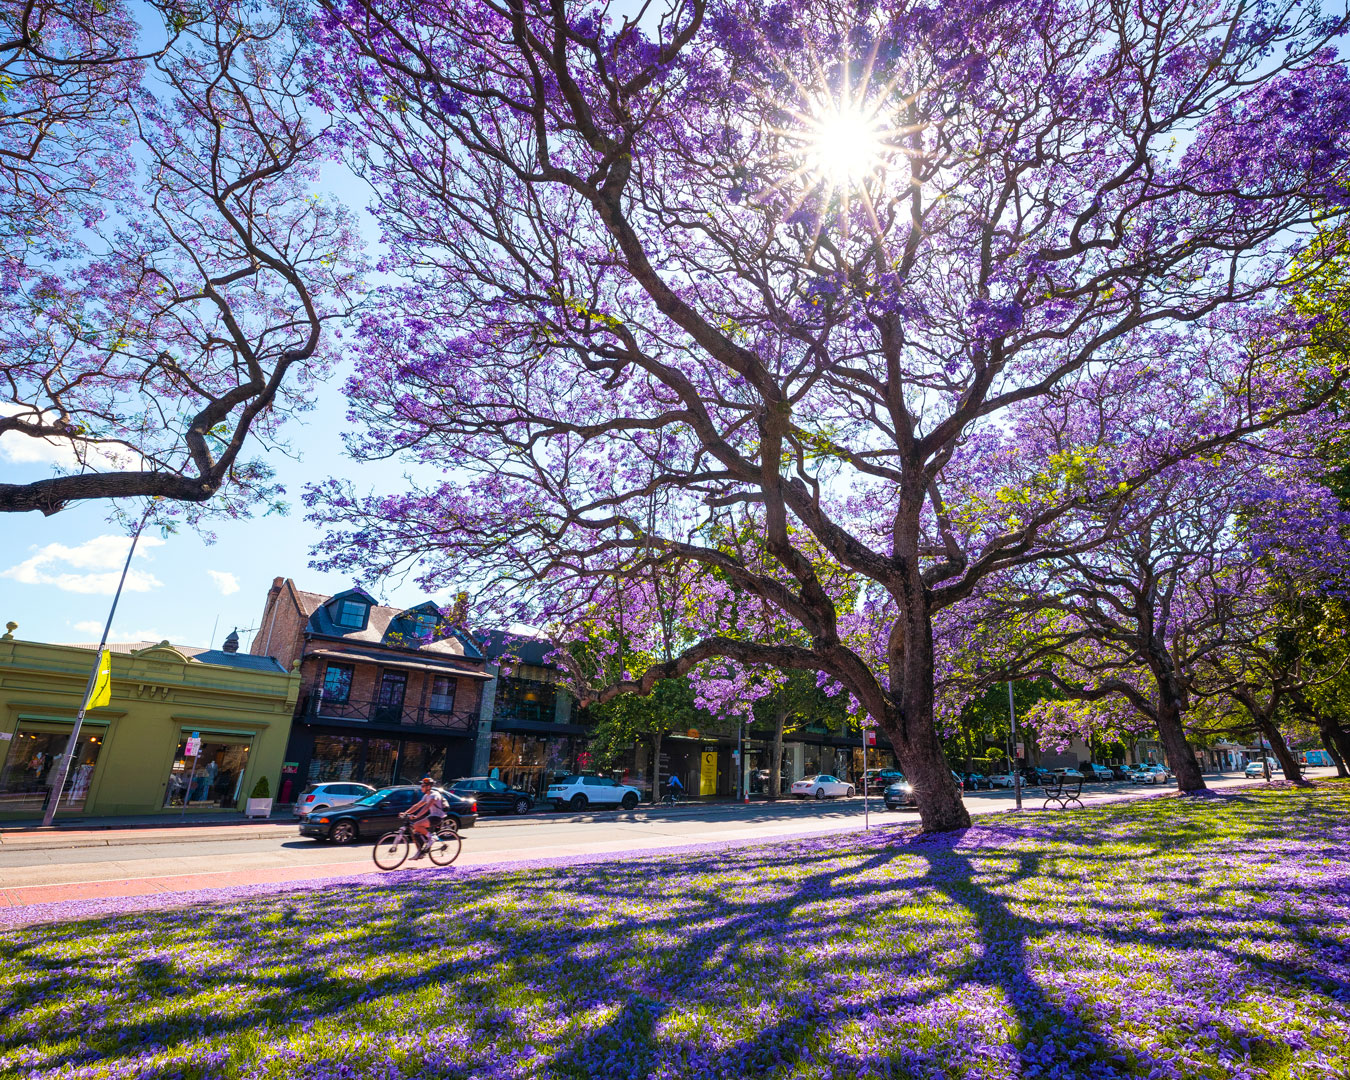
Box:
[0,786,1346,1080]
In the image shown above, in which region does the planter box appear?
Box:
[245,797,273,819]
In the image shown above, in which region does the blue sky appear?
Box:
[0,371,447,652]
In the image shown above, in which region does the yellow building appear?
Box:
[0,624,299,821]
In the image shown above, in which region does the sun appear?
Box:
[804,101,886,189]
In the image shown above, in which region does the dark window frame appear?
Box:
[321,662,355,704]
[429,674,458,714]
[333,598,370,630]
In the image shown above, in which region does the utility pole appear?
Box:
[42,510,151,827]
[1008,681,1023,812]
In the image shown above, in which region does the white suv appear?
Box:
[546,774,642,812]
[293,781,377,818]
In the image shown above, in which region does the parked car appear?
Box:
[547,774,642,811]
[791,774,856,800]
[1080,763,1115,782]
[299,785,477,843]
[884,779,917,809]
[1109,764,1132,781]
[1019,767,1052,787]
[988,772,1016,789]
[1135,764,1171,785]
[293,781,378,819]
[960,772,992,791]
[1052,767,1085,781]
[447,776,535,815]
[861,769,905,791]
[1244,758,1282,778]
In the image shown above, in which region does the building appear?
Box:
[474,629,585,797]
[251,579,491,801]
[0,623,297,820]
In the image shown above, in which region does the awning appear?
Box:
[305,649,493,680]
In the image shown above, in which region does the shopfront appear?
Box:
[487,730,586,798]
[289,726,476,791]
[0,634,298,821]
[0,721,106,815]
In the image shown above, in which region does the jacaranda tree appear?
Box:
[308,0,1350,830]
[0,1,361,517]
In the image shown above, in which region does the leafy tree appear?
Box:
[307,0,1350,831]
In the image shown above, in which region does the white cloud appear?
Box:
[207,570,240,596]
[2,534,165,595]
[72,621,164,643]
[0,403,145,470]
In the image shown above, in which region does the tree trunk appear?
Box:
[1154,694,1206,793]
[881,614,970,832]
[1319,726,1349,778]
[1257,717,1308,786]
[768,708,786,800]
[1325,719,1350,777]
[651,729,663,803]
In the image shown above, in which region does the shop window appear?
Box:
[489,731,574,797]
[0,726,104,815]
[163,736,251,809]
[397,740,447,784]
[429,675,457,714]
[364,738,399,788]
[322,662,355,704]
[307,734,365,783]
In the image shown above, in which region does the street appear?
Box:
[0,769,1330,909]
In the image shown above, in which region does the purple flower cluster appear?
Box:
[1,787,1348,1079]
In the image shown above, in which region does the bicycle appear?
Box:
[372,816,460,870]
[661,787,682,806]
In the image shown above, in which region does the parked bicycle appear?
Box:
[372,817,460,870]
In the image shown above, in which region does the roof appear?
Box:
[305,648,492,679]
[475,629,559,667]
[57,640,287,673]
[302,588,483,660]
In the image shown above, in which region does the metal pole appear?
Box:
[41,510,151,827]
[862,728,870,831]
[1008,681,1023,812]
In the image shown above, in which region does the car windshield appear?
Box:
[354,788,400,806]
[552,776,580,786]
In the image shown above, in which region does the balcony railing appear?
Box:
[300,692,477,733]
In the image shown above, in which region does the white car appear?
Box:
[547,774,642,811]
[988,772,1016,789]
[791,774,855,800]
[1135,764,1171,785]
[293,781,377,818]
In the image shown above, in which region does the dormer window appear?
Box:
[334,599,369,629]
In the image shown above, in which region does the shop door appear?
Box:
[163,736,252,809]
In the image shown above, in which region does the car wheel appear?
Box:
[620,792,639,810]
[569,794,588,811]
[513,797,531,815]
[814,788,825,801]
[329,821,357,844]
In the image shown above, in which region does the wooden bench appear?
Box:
[1042,775,1084,810]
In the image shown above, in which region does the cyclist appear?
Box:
[665,773,684,804]
[402,777,447,860]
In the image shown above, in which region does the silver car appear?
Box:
[293,781,377,818]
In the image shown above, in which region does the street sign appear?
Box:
[183,734,201,757]
[1015,742,1025,760]
[865,730,876,747]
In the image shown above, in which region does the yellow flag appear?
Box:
[85,649,112,710]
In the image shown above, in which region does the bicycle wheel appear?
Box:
[373,830,410,870]
[427,827,461,866]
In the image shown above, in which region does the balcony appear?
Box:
[300,692,477,733]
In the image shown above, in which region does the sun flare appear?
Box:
[805,102,885,189]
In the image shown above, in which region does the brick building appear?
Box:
[251,578,490,802]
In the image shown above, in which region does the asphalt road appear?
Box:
[1,768,1327,905]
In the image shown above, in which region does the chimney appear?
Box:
[223,628,240,654]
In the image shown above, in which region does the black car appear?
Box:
[861,769,905,792]
[299,785,478,844]
[448,776,535,815]
[1109,764,1132,781]
[960,772,992,791]
[884,778,916,809]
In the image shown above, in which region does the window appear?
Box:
[373,671,407,723]
[307,735,364,783]
[0,725,104,815]
[429,675,457,714]
[163,736,252,809]
[493,675,558,724]
[334,599,368,629]
[321,663,354,703]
